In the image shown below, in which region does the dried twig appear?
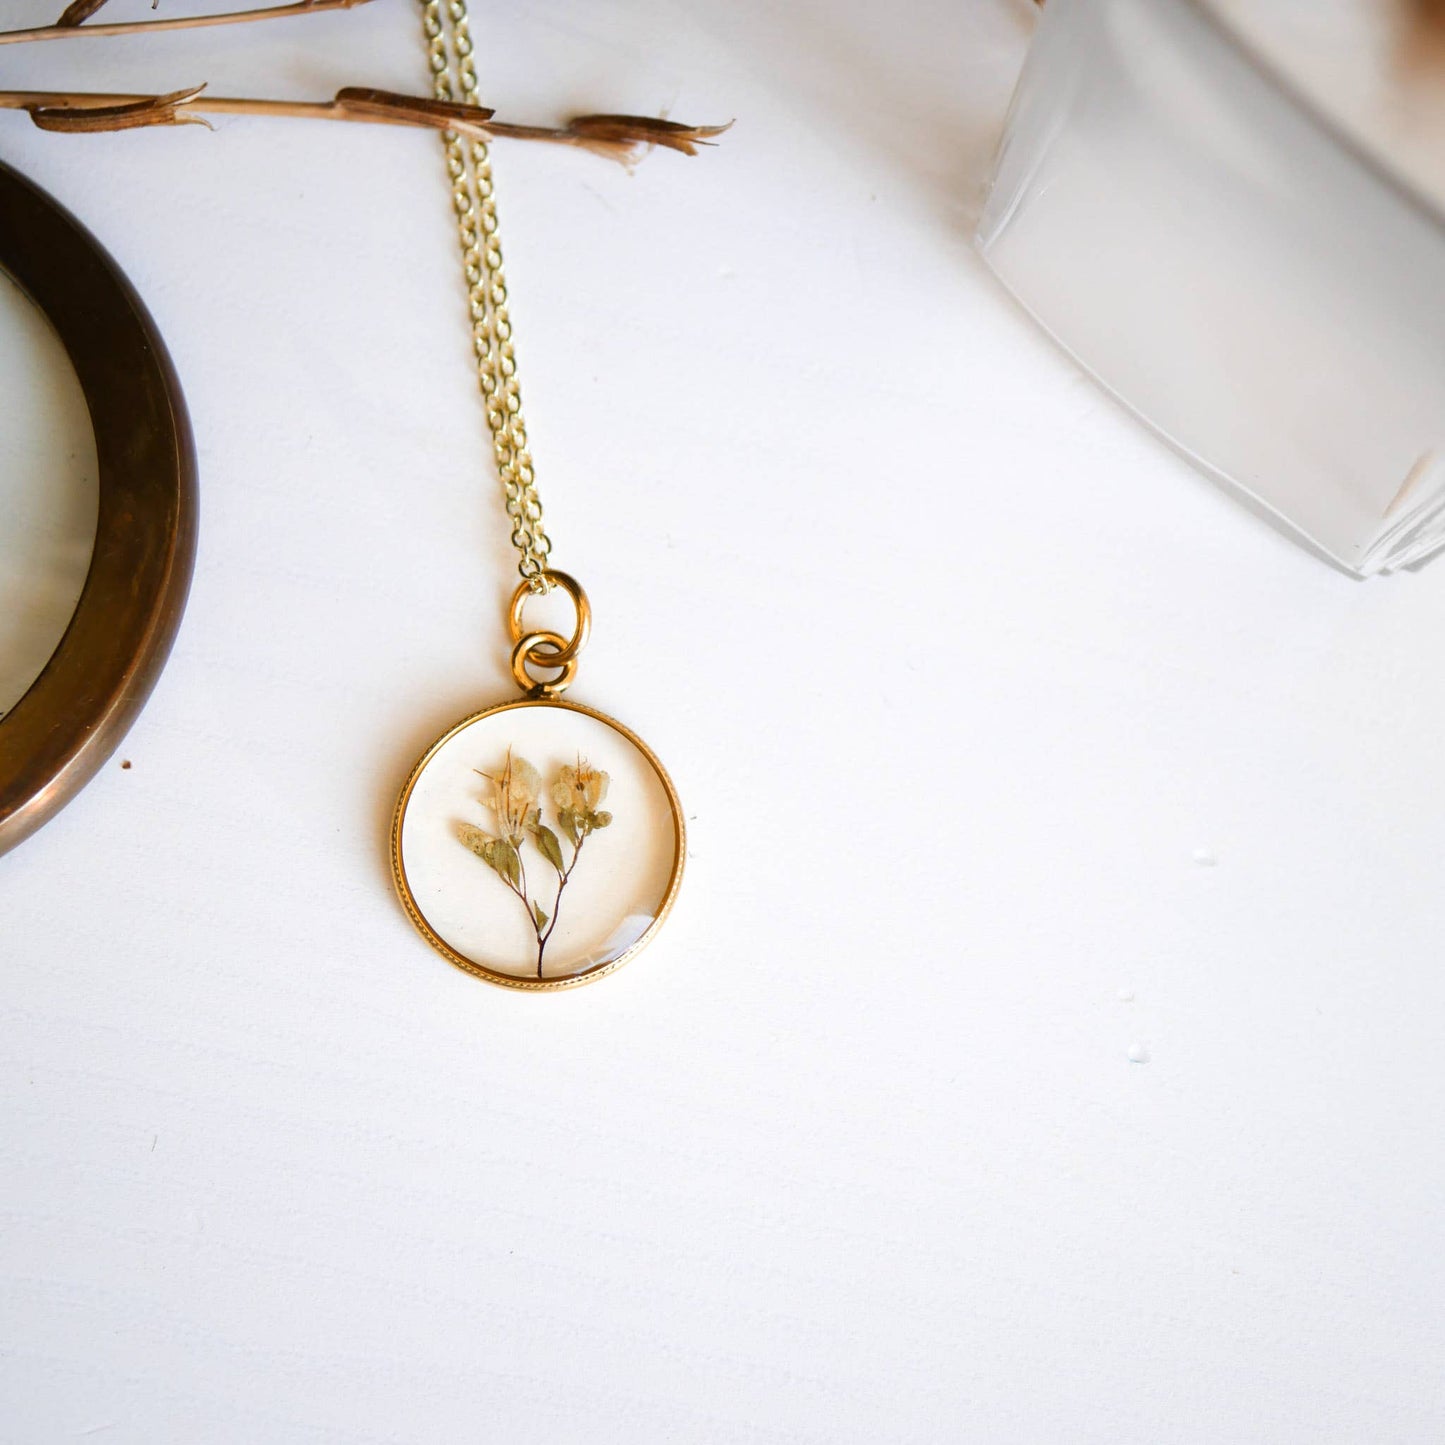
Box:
[490,114,732,161]
[29,84,214,132]
[0,0,374,46]
[0,84,731,163]
[56,0,111,26]
[6,87,498,139]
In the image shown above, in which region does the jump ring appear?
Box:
[510,629,578,697]
[507,568,591,665]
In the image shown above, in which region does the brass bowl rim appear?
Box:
[0,159,197,857]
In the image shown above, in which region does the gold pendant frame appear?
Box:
[391,695,684,991]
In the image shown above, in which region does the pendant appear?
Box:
[391,573,684,991]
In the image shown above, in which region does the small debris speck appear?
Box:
[120,760,132,770]
[1127,1043,1151,1064]
[1116,987,1135,1002]
[1191,848,1217,867]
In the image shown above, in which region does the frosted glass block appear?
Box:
[977,0,1445,575]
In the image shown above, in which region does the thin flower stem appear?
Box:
[516,848,533,931]
[0,0,375,46]
[536,829,588,977]
[495,867,545,968]
[541,835,585,946]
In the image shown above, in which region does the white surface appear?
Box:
[3,2,1445,1441]
[0,270,97,714]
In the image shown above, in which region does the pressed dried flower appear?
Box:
[552,758,613,845]
[461,750,618,977]
[480,750,542,846]
[552,758,609,814]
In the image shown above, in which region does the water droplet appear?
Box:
[1127,1043,1151,1064]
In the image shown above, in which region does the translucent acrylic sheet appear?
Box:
[977,0,1445,575]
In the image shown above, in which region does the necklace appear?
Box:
[390,0,685,991]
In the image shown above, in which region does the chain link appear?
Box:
[422,0,553,590]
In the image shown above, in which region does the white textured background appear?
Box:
[4,2,1445,1441]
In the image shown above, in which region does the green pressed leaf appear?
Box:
[533,824,565,873]
[493,839,522,887]
[533,902,549,930]
[558,808,581,846]
[591,810,613,829]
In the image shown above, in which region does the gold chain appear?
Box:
[422,0,553,590]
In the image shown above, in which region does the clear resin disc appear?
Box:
[392,698,684,989]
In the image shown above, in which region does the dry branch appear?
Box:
[29,84,214,132]
[56,0,111,26]
[490,114,731,160]
[0,84,731,163]
[1,0,374,45]
[0,0,729,165]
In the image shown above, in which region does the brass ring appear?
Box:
[0,160,197,857]
[507,568,590,665]
[510,629,579,697]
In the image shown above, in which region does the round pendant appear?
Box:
[392,697,684,990]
